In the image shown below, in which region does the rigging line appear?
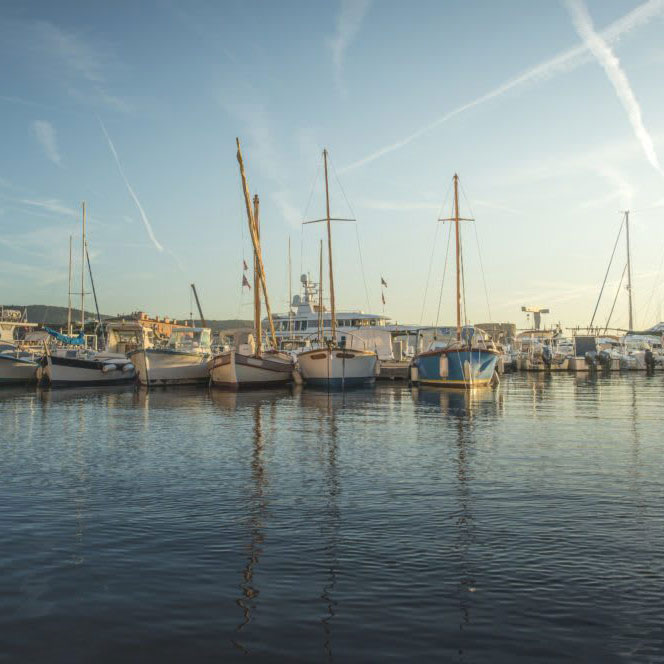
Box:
[458,179,492,323]
[434,221,453,328]
[420,179,454,327]
[460,228,469,330]
[605,262,628,333]
[419,220,442,326]
[589,214,625,329]
[640,235,664,325]
[328,155,372,313]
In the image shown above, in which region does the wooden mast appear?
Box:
[323,149,336,343]
[80,201,86,334]
[253,194,262,355]
[236,138,277,348]
[318,239,324,342]
[453,175,461,341]
[439,175,474,341]
[625,210,634,331]
[288,236,293,340]
[67,235,73,335]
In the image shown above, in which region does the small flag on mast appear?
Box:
[381,276,387,287]
[243,259,249,271]
[242,274,251,289]
[381,292,386,305]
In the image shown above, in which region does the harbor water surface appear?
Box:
[1,374,662,662]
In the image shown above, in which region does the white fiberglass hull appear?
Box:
[0,354,38,384]
[296,347,378,388]
[209,350,293,389]
[130,348,211,386]
[42,352,136,387]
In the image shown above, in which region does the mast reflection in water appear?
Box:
[1,377,663,661]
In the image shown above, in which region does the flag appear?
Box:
[242,274,251,289]
[382,292,386,305]
[243,259,249,271]
[381,276,387,288]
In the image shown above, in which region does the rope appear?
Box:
[459,180,492,322]
[590,214,625,329]
[604,262,628,333]
[419,221,441,325]
[328,156,372,313]
[434,222,452,328]
[420,179,454,326]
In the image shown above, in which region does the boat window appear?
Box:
[370,319,376,326]
[301,320,308,329]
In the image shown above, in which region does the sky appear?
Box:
[1,0,664,330]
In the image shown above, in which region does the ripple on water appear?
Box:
[0,375,663,662]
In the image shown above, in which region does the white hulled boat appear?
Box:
[40,203,138,388]
[129,326,212,386]
[295,149,378,388]
[0,308,40,384]
[209,140,293,389]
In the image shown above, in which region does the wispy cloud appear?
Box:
[580,166,635,210]
[565,0,664,177]
[20,197,77,218]
[342,0,664,172]
[358,198,439,211]
[98,118,163,252]
[329,0,372,94]
[30,120,61,166]
[2,19,129,113]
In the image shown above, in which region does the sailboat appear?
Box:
[40,202,136,387]
[411,175,499,388]
[295,149,378,388]
[208,139,293,388]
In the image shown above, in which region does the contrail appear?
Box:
[341,0,664,172]
[565,0,664,176]
[98,118,164,251]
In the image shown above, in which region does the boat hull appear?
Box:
[413,348,498,388]
[209,350,293,389]
[42,354,136,387]
[0,354,38,384]
[297,348,378,388]
[129,348,210,386]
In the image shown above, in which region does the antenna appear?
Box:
[521,306,550,331]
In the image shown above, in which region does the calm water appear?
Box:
[1,374,663,662]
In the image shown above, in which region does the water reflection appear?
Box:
[413,387,500,654]
[232,400,267,654]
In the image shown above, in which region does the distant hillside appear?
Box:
[2,305,108,326]
[2,305,251,332]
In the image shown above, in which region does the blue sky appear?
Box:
[2,0,664,329]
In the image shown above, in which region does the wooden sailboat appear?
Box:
[295,149,378,388]
[208,139,293,389]
[411,175,499,388]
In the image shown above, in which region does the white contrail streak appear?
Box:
[98,118,164,251]
[565,0,664,176]
[341,0,664,172]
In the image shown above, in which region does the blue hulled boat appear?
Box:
[412,333,498,388]
[411,174,499,389]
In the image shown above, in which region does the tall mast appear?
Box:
[236,138,277,348]
[323,149,336,342]
[253,195,262,355]
[318,239,324,342]
[80,201,86,334]
[288,236,293,339]
[625,210,633,331]
[453,175,461,341]
[67,235,73,335]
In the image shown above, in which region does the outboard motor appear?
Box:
[645,349,656,373]
[598,350,613,371]
[584,351,599,370]
[541,345,553,369]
